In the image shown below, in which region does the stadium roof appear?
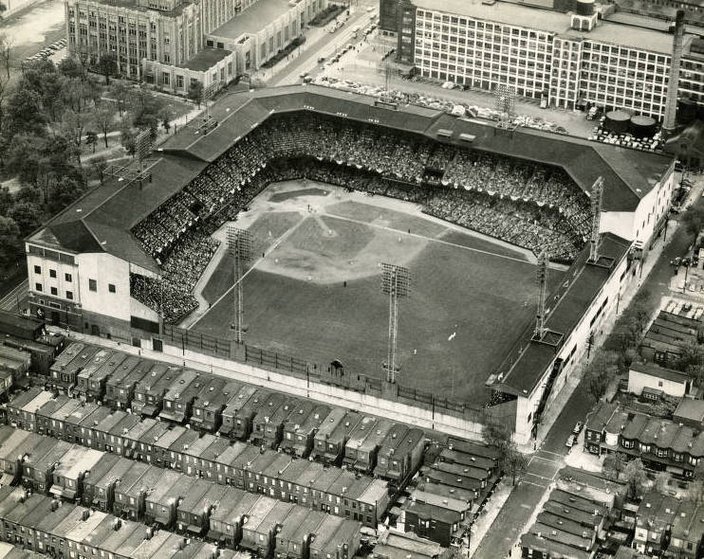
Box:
[490,232,631,396]
[30,85,671,275]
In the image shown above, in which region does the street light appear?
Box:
[682,257,692,293]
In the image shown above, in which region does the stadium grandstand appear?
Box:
[24,85,676,444]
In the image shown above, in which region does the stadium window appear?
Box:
[66,291,73,300]
[89,279,97,292]
[34,265,41,274]
[35,283,43,292]
[109,284,116,294]
[65,273,72,282]
[49,269,57,278]
[50,287,58,296]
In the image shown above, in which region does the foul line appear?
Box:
[326,212,537,267]
[187,215,308,330]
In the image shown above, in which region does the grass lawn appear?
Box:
[192,182,563,405]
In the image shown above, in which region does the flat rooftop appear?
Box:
[179,48,232,71]
[209,0,293,38]
[412,0,694,54]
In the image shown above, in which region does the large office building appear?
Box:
[384,0,704,119]
[65,0,325,90]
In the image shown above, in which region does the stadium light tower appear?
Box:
[535,251,549,340]
[134,129,154,186]
[228,227,253,345]
[588,176,604,263]
[381,263,410,384]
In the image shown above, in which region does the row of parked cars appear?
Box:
[24,38,66,64]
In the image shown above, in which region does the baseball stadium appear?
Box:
[25,85,675,443]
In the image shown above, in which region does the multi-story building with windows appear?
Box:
[389,0,704,119]
[65,0,325,88]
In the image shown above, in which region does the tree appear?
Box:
[95,104,117,148]
[188,81,204,107]
[504,446,528,486]
[48,176,83,215]
[482,419,512,453]
[90,155,109,185]
[58,57,86,80]
[97,53,117,85]
[109,82,130,115]
[603,453,626,480]
[0,216,21,271]
[623,458,647,500]
[60,109,86,156]
[120,121,136,156]
[683,205,704,242]
[8,201,42,236]
[0,34,11,81]
[85,131,98,154]
[4,88,46,138]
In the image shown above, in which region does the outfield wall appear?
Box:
[85,328,492,441]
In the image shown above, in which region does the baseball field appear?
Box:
[189,180,564,405]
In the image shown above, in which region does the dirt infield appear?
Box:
[190,180,561,405]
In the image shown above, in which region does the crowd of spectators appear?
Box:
[129,113,593,321]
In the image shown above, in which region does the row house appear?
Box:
[0,484,232,559]
[634,491,681,556]
[131,363,178,416]
[23,439,74,494]
[250,393,293,448]
[73,349,117,400]
[5,387,53,431]
[218,385,260,440]
[4,393,392,526]
[176,482,228,536]
[103,356,150,409]
[76,350,128,402]
[312,408,346,462]
[375,426,426,483]
[344,418,393,473]
[49,343,99,393]
[49,446,104,501]
[280,402,330,458]
[586,402,704,477]
[208,488,261,546]
[112,461,152,520]
[144,470,191,528]
[82,455,134,511]
[158,368,203,424]
[312,410,362,465]
[666,500,704,559]
[275,508,328,559]
[190,378,241,433]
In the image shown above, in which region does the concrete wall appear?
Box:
[129,336,487,441]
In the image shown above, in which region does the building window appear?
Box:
[35,283,42,292]
[89,279,97,292]
[65,273,72,282]
[49,269,57,278]
[66,291,73,300]
[50,287,58,296]
[34,265,41,274]
[108,284,116,294]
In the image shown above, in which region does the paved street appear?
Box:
[473,199,697,558]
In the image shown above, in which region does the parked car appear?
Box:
[565,434,576,448]
[572,422,583,435]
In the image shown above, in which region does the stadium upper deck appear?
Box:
[28,86,672,277]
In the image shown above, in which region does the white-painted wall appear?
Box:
[76,253,131,322]
[26,253,80,305]
[628,369,688,398]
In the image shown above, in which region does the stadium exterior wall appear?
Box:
[512,245,636,444]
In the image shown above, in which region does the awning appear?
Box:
[459,133,476,142]
[187,524,203,534]
[437,129,453,138]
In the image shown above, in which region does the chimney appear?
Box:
[663,10,686,135]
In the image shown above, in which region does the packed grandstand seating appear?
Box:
[129,113,593,322]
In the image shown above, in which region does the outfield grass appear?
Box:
[193,184,562,405]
